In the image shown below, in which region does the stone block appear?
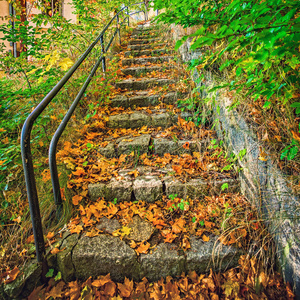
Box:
[72,235,139,281]
[128,215,155,242]
[57,234,79,282]
[107,113,130,128]
[209,178,240,194]
[110,95,127,107]
[133,175,163,202]
[151,113,171,128]
[88,183,107,202]
[186,179,208,198]
[96,217,121,234]
[3,261,42,299]
[122,56,174,67]
[153,138,177,155]
[98,142,115,158]
[164,176,186,199]
[140,243,185,281]
[186,235,242,273]
[129,112,152,128]
[108,112,151,129]
[117,134,151,156]
[177,140,198,154]
[106,177,133,202]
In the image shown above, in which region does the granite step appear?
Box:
[107,110,192,129]
[88,167,239,202]
[56,231,242,282]
[98,133,202,158]
[121,65,174,76]
[130,33,160,39]
[114,78,175,91]
[122,56,175,66]
[110,91,181,108]
[128,38,161,45]
[127,43,166,50]
[124,48,173,58]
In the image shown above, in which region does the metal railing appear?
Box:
[21,2,147,264]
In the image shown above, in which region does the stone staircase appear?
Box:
[53,21,242,284]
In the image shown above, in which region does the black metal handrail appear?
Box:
[21,2,147,264]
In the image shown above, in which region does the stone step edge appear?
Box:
[124,49,173,58]
[88,174,239,202]
[53,231,243,282]
[114,78,175,91]
[122,56,175,66]
[121,65,175,76]
[107,110,193,129]
[127,43,168,50]
[109,91,186,108]
[99,134,203,158]
[128,38,161,45]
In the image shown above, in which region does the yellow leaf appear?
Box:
[121,226,131,236]
[258,147,268,161]
[59,57,74,71]
[26,68,37,75]
[13,216,21,223]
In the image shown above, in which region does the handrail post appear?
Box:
[127,7,130,26]
[116,14,121,45]
[21,122,46,263]
[100,35,106,72]
[49,140,62,219]
[144,2,148,21]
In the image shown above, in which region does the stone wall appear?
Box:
[171,24,300,298]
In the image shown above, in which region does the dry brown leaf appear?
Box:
[4,267,20,284]
[92,273,112,288]
[117,277,133,297]
[72,195,82,206]
[136,242,150,254]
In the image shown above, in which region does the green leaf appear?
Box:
[221,183,229,191]
[263,101,271,108]
[55,272,62,281]
[236,67,242,77]
[46,269,54,278]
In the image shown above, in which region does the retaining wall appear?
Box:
[171,24,300,298]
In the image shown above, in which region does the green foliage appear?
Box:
[0,0,136,226]
[154,0,300,162]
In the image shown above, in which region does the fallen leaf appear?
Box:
[46,281,65,299]
[65,281,81,300]
[258,147,268,161]
[202,234,210,242]
[72,195,83,206]
[104,281,116,296]
[136,242,150,254]
[118,277,133,297]
[4,267,20,284]
[92,273,112,288]
[172,218,186,234]
[182,142,190,149]
[47,231,55,239]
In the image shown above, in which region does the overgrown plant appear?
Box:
[154,0,300,165]
[0,0,137,271]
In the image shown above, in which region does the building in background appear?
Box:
[0,0,77,56]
